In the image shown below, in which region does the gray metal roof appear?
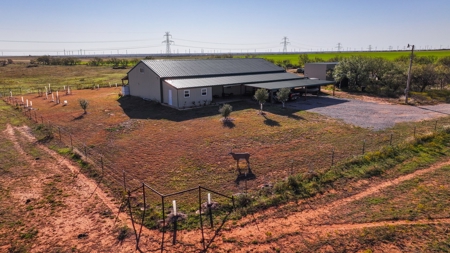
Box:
[165,73,302,89]
[245,79,335,90]
[141,58,284,78]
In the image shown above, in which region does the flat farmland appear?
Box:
[253,49,450,63]
[0,64,127,89]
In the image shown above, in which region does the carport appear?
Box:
[245,79,335,103]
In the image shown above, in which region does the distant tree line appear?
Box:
[87,57,140,68]
[30,55,141,68]
[33,55,81,66]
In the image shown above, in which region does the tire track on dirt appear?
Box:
[3,124,36,165]
[214,158,450,248]
[12,125,155,238]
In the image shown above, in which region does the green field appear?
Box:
[250,50,450,64]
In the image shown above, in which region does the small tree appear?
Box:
[254,88,269,114]
[276,88,290,108]
[219,104,232,121]
[79,99,89,114]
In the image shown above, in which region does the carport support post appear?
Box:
[414,127,416,138]
[70,134,73,149]
[390,133,393,146]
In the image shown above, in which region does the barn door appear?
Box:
[168,90,173,105]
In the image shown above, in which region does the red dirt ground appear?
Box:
[2,122,450,252]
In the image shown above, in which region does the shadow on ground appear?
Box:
[234,168,256,185]
[118,96,307,122]
[288,95,349,110]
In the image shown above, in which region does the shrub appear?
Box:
[219,104,232,120]
[78,99,89,114]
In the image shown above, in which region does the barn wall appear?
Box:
[304,64,327,80]
[177,87,212,108]
[162,81,179,108]
[128,62,161,101]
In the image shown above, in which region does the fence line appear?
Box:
[3,95,450,252]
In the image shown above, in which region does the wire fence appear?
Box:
[0,82,124,97]
[3,94,450,252]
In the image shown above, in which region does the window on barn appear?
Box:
[184,90,190,98]
[139,68,144,73]
[201,88,207,96]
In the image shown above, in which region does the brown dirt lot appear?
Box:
[2,83,450,252]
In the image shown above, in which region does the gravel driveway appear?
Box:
[288,96,450,130]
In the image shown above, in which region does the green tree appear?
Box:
[436,64,450,90]
[78,99,89,114]
[437,56,450,68]
[380,62,407,96]
[333,56,371,90]
[254,88,269,114]
[298,54,310,67]
[219,104,233,121]
[411,64,437,92]
[88,57,104,66]
[276,88,290,108]
[36,55,51,65]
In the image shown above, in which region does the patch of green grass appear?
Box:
[245,50,450,64]
[19,228,38,239]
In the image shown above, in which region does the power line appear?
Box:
[162,32,174,54]
[173,38,275,46]
[281,36,290,53]
[0,39,153,43]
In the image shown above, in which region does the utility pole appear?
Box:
[405,44,415,104]
[336,43,342,52]
[280,36,290,53]
[162,32,174,54]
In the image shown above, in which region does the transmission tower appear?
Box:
[162,32,174,54]
[336,43,342,51]
[280,36,290,53]
[368,45,372,51]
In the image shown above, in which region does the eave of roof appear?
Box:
[245,79,335,90]
[165,73,303,89]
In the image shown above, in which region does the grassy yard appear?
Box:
[0,64,128,92]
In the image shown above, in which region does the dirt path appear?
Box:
[14,125,131,224]
[1,124,142,252]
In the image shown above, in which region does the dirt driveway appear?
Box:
[288,96,450,130]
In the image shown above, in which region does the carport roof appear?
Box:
[245,79,335,90]
[165,73,302,89]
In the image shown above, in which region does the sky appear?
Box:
[1,0,449,56]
